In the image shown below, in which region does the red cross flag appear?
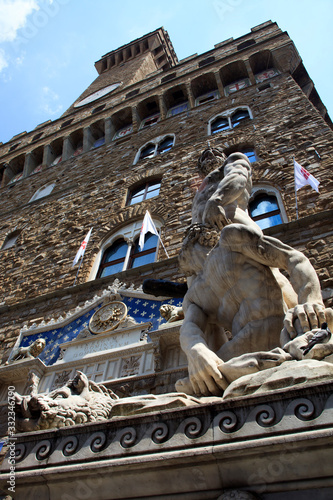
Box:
[73,228,92,266]
[294,159,319,192]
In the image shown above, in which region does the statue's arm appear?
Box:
[203,158,251,228]
[253,233,323,304]
[224,225,325,336]
[180,302,227,396]
[271,238,326,337]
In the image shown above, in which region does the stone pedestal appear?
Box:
[1,381,333,499]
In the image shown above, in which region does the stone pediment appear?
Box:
[5,281,183,368]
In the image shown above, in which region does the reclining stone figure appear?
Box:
[14,371,202,432]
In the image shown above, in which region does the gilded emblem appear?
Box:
[89,301,127,334]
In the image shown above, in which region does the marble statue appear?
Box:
[11,149,333,431]
[14,371,202,432]
[176,149,332,397]
[14,371,118,432]
[7,338,46,363]
[160,304,184,323]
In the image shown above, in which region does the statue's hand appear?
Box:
[203,200,228,230]
[283,302,326,339]
[187,344,227,396]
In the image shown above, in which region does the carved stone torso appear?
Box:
[192,178,219,224]
[186,244,284,330]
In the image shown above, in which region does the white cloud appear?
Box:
[0,0,39,43]
[41,86,63,115]
[15,54,25,65]
[0,48,8,71]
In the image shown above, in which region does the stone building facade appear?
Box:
[0,21,332,499]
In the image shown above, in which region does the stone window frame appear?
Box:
[195,90,220,107]
[133,134,175,165]
[139,112,161,130]
[126,178,162,206]
[90,219,162,281]
[29,183,55,203]
[208,106,252,135]
[249,185,288,229]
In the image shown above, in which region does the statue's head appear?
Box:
[223,152,253,207]
[198,147,226,177]
[31,338,46,357]
[160,304,172,320]
[71,371,88,393]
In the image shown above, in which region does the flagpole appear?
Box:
[72,228,93,286]
[157,233,170,258]
[293,157,299,220]
[295,186,299,220]
[73,253,84,286]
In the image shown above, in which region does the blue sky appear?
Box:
[0,0,332,144]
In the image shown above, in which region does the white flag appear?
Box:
[139,211,159,251]
[73,228,92,266]
[294,159,319,192]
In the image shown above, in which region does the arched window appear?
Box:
[97,233,158,278]
[224,147,257,163]
[211,117,229,134]
[231,109,250,127]
[157,136,174,154]
[209,107,251,135]
[242,148,256,163]
[249,193,283,230]
[128,233,158,269]
[135,135,175,164]
[139,143,156,161]
[97,239,129,278]
[93,219,161,280]
[29,183,55,203]
[127,180,161,206]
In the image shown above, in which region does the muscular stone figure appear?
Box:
[177,222,327,396]
[190,149,297,307]
[192,148,257,231]
[176,148,329,397]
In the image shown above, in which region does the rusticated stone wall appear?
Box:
[1,74,332,308]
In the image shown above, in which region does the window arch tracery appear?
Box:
[92,218,161,280]
[208,107,252,135]
[249,185,287,230]
[134,135,175,164]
